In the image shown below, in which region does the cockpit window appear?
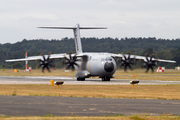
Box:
[101,58,112,61]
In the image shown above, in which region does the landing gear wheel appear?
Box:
[77,77,85,81]
[102,76,110,81]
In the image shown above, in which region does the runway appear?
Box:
[0,76,180,85]
[0,95,180,116]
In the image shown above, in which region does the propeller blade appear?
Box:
[38,54,55,73]
[123,55,127,60]
[65,57,70,61]
[146,57,149,62]
[74,62,79,67]
[42,66,45,72]
[73,55,77,60]
[65,61,70,64]
[150,66,154,73]
[66,64,71,70]
[150,56,153,61]
[48,63,54,67]
[72,65,75,71]
[43,55,46,61]
[63,53,79,71]
[128,64,133,70]
[146,66,150,73]
[142,53,157,73]
[120,52,134,71]
[124,65,127,71]
[46,66,50,72]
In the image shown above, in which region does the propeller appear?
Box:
[38,54,55,72]
[64,53,79,71]
[119,52,136,71]
[142,53,157,73]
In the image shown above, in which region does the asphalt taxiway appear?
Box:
[0,95,180,116]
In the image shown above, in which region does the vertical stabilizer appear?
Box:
[73,24,82,54]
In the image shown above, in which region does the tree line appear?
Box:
[0,37,180,69]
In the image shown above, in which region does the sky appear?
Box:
[0,0,180,44]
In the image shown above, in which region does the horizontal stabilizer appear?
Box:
[38,27,76,29]
[80,27,107,29]
[38,23,107,54]
[38,27,107,29]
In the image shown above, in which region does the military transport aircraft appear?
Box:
[6,23,176,81]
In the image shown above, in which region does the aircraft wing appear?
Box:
[111,54,176,63]
[5,53,67,62]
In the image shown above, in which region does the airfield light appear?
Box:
[130,80,139,89]
[50,80,54,86]
[133,74,135,77]
[55,81,64,89]
[14,69,17,73]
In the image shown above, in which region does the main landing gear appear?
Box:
[102,76,110,81]
[77,77,85,81]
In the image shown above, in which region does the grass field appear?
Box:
[1,84,180,100]
[0,68,180,81]
[114,69,180,81]
[0,114,180,120]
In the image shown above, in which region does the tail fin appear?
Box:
[38,23,107,54]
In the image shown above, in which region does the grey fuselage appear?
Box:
[75,52,117,79]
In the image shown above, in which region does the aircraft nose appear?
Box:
[104,62,114,72]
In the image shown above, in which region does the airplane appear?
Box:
[5,23,176,81]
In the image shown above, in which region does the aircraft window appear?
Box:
[103,58,113,61]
